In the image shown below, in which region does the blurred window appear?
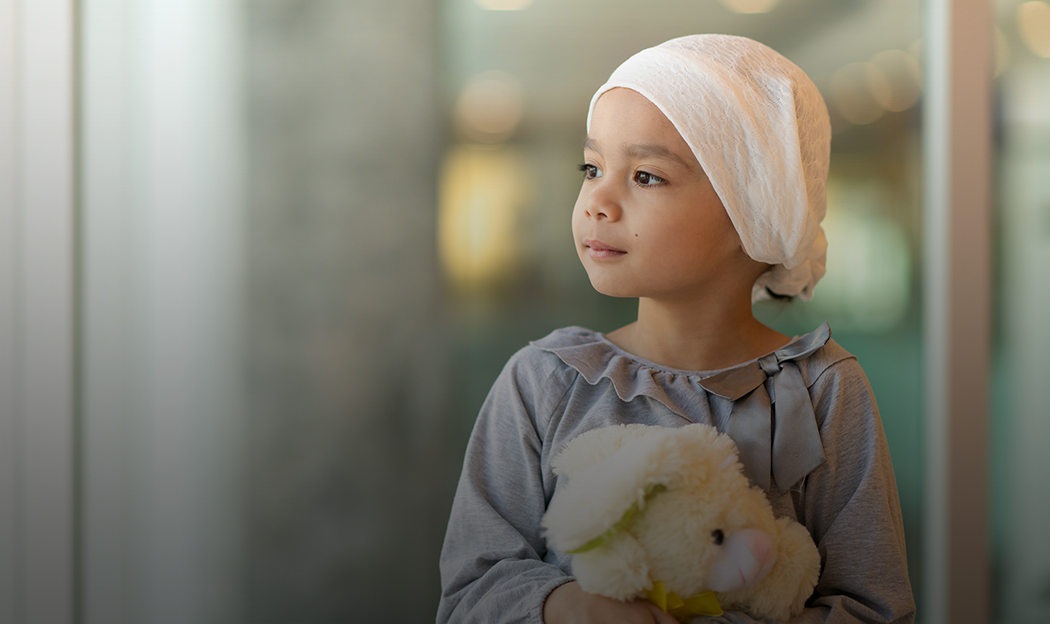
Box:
[77,1,932,622]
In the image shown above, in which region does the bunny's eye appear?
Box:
[711,529,725,545]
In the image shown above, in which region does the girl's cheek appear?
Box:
[571,193,590,224]
[570,206,585,240]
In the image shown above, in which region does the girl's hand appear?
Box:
[543,581,680,624]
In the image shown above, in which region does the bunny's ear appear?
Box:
[543,430,674,553]
[562,483,666,554]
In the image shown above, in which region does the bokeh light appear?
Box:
[454,71,525,143]
[1018,1,1050,58]
[830,62,887,125]
[869,49,922,112]
[718,0,780,14]
[438,145,532,291]
[474,0,534,10]
[811,182,912,332]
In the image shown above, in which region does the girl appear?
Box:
[437,35,915,624]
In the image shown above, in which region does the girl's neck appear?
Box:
[605,294,789,372]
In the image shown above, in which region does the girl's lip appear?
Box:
[583,238,626,258]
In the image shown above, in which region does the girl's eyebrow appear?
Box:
[623,143,695,171]
[582,137,695,172]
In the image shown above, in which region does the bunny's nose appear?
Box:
[707,528,777,592]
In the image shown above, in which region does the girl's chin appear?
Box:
[587,279,640,299]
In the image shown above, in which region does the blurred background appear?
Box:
[55,0,1050,622]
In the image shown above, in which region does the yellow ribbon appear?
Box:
[646,581,723,619]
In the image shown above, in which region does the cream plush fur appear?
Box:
[542,423,821,622]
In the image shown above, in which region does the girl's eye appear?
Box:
[634,171,665,186]
[577,163,602,180]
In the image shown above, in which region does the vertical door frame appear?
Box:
[923,0,994,623]
[0,1,78,623]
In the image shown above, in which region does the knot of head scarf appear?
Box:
[586,34,832,301]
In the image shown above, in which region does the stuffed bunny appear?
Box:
[542,423,821,622]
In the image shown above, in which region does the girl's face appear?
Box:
[572,87,754,302]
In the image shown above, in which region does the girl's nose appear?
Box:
[584,186,622,221]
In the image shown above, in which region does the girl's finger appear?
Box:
[639,601,682,624]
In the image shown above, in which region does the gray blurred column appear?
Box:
[244,1,447,622]
[1,1,76,623]
[81,1,245,623]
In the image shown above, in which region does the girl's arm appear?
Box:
[438,345,678,624]
[437,346,575,624]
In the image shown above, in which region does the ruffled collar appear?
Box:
[532,322,834,400]
[532,323,845,493]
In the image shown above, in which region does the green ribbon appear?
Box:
[646,581,723,619]
[565,484,667,554]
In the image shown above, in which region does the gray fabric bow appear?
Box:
[697,323,831,493]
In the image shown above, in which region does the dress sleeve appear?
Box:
[694,358,916,624]
[437,347,577,624]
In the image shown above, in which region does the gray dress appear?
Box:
[437,324,915,624]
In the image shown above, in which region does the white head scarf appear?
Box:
[586,34,831,301]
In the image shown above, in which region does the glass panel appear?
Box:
[79,1,924,622]
[992,2,1050,622]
